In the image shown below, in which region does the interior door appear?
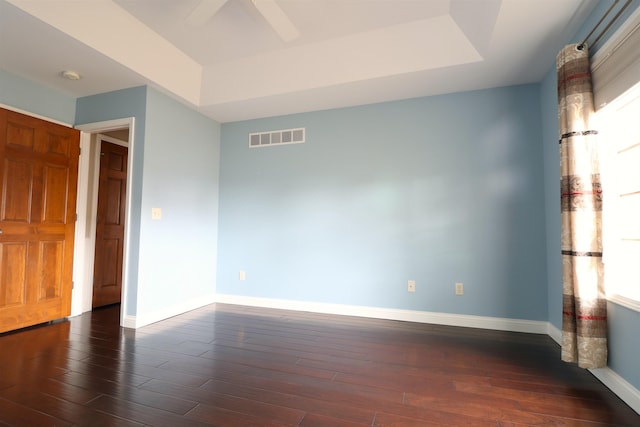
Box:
[92,139,128,308]
[0,107,80,333]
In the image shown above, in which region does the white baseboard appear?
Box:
[546,321,639,414]
[122,314,137,329]
[547,322,562,345]
[214,294,549,334]
[124,294,216,329]
[590,367,640,414]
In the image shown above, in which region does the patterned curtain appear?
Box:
[557,44,607,369]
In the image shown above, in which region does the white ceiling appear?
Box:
[0,0,597,123]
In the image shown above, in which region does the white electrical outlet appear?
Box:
[239,270,246,281]
[151,207,162,220]
[455,282,464,295]
[407,280,416,293]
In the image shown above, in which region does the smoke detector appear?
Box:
[61,70,81,80]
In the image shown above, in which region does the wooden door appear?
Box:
[0,107,79,333]
[92,139,127,308]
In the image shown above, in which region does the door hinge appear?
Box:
[72,281,74,289]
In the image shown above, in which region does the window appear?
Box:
[597,82,640,310]
[591,6,640,311]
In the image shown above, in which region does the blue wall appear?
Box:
[0,68,76,124]
[218,85,547,320]
[540,62,562,330]
[539,0,640,391]
[136,88,220,316]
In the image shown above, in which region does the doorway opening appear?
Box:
[72,118,135,327]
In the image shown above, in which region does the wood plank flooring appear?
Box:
[0,303,638,426]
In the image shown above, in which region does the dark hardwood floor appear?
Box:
[0,303,637,426]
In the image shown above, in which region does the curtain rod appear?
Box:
[578,0,632,50]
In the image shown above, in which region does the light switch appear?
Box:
[151,207,162,220]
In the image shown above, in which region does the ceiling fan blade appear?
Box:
[185,0,229,27]
[251,0,299,42]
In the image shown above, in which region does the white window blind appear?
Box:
[591,7,640,111]
[599,87,640,310]
[592,7,640,311]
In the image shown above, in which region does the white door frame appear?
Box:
[72,118,135,327]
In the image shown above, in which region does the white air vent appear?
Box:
[249,127,305,148]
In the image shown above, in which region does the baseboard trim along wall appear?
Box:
[590,367,640,415]
[214,294,548,334]
[123,294,216,329]
[547,323,640,415]
[547,322,562,344]
[122,315,137,329]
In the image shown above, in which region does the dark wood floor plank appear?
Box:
[198,348,339,381]
[83,343,174,368]
[143,378,375,425]
[225,337,370,363]
[0,303,637,426]
[489,375,614,398]
[127,361,211,387]
[517,398,640,426]
[86,395,211,427]
[35,377,102,405]
[0,396,74,427]
[135,337,216,357]
[57,360,150,388]
[185,402,301,427]
[0,386,143,427]
[196,368,509,426]
[403,389,604,427]
[372,412,452,427]
[342,391,500,426]
[297,412,372,427]
[56,371,199,415]
[69,351,209,388]
[136,379,306,424]
[198,365,405,409]
[455,378,636,419]
[0,356,69,390]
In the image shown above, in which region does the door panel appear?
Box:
[1,158,32,222]
[43,164,70,223]
[0,243,27,306]
[0,107,79,333]
[38,240,64,300]
[92,140,127,308]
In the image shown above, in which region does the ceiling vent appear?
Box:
[249,127,305,148]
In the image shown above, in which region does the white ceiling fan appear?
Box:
[185,0,300,42]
